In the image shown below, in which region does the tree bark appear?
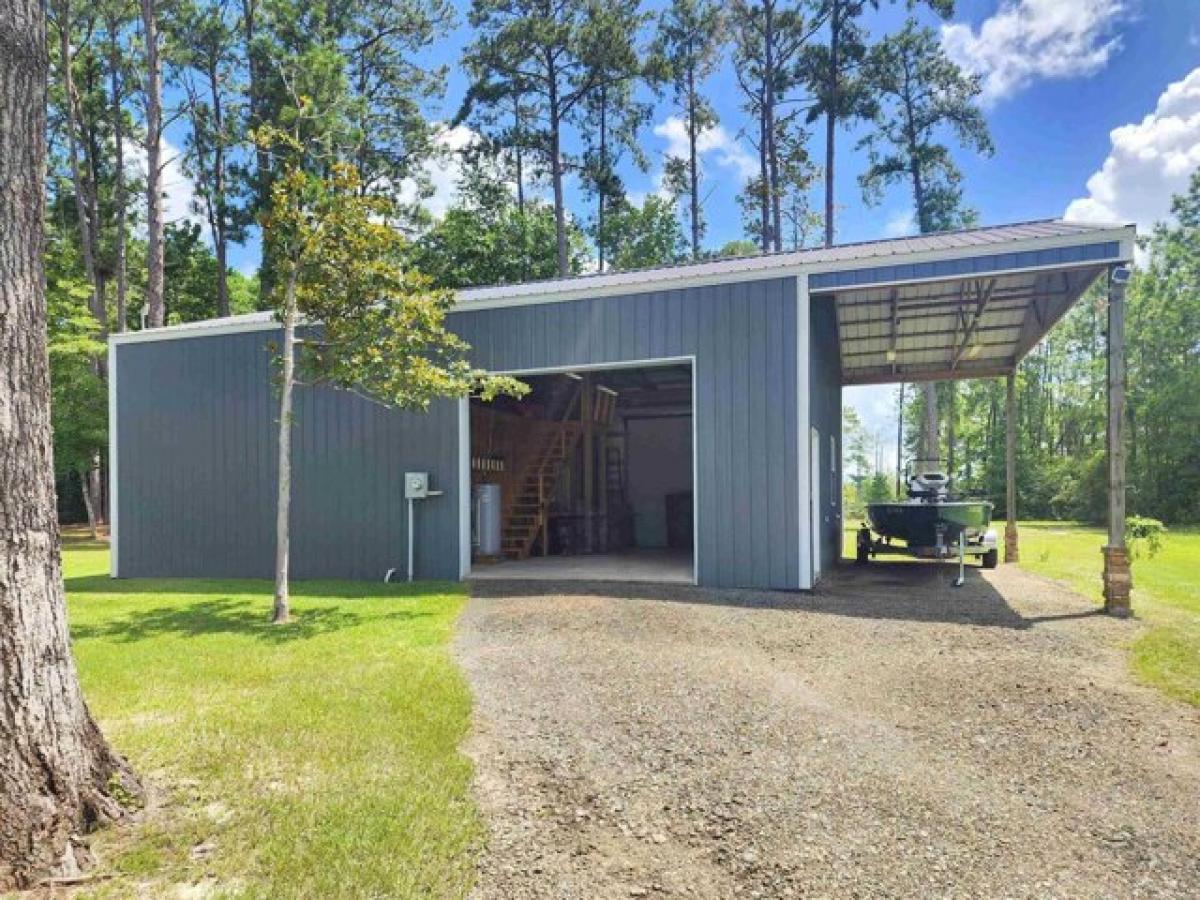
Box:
[55,2,104,326]
[79,469,98,540]
[1,2,141,886]
[918,381,939,470]
[142,0,164,327]
[272,272,298,624]
[686,61,700,259]
[210,56,230,318]
[107,19,128,333]
[822,0,839,248]
[547,56,568,277]
[596,86,607,272]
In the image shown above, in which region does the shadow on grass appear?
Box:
[70,596,434,644]
[65,574,460,599]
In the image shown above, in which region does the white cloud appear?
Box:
[397,124,482,220]
[653,116,759,183]
[882,208,916,238]
[125,136,207,236]
[940,0,1127,104]
[1064,67,1200,249]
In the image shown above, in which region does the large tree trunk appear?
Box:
[272,273,298,625]
[141,0,165,327]
[0,2,141,886]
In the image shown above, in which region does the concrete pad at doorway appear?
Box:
[470,549,693,584]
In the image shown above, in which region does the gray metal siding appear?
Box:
[452,277,800,590]
[809,295,843,573]
[115,329,460,581]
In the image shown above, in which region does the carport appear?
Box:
[814,221,1135,614]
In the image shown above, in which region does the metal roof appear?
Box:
[832,264,1108,385]
[112,219,1134,385]
[456,218,1133,309]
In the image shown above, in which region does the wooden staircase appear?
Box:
[500,424,581,559]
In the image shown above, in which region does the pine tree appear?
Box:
[650,0,726,259]
[802,0,954,247]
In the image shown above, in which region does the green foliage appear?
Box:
[715,239,760,258]
[410,149,587,288]
[1127,516,1167,561]
[164,223,258,323]
[603,195,687,271]
[859,19,992,233]
[937,172,1200,526]
[258,123,526,407]
[46,228,107,478]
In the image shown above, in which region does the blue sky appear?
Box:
[173,0,1199,449]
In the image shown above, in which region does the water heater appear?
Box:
[474,484,502,557]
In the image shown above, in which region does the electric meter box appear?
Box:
[404,472,430,499]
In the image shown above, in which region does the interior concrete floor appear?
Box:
[470,548,694,584]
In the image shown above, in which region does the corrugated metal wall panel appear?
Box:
[115,276,803,589]
[451,276,801,590]
[115,329,461,581]
[809,296,843,574]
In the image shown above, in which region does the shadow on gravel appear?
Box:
[470,560,1105,630]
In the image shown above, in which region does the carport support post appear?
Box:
[582,373,594,553]
[1004,373,1018,563]
[1103,267,1132,616]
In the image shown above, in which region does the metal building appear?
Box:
[109,219,1135,600]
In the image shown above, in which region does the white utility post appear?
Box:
[404,472,443,582]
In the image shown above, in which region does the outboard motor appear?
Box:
[908,472,950,502]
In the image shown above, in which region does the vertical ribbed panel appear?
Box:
[115,329,460,580]
[452,276,801,590]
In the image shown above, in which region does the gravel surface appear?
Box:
[455,562,1200,899]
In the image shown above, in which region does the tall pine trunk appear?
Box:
[107,21,128,332]
[211,59,230,318]
[823,0,839,248]
[141,0,164,327]
[919,382,939,469]
[548,65,568,277]
[272,272,299,624]
[1,1,141,884]
[687,62,700,259]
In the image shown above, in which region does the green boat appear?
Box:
[860,472,998,569]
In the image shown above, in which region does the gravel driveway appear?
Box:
[455,562,1200,899]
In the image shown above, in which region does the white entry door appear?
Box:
[810,426,822,583]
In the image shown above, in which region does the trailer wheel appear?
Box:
[981,548,999,569]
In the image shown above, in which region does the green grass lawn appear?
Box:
[64,538,477,899]
[1017,521,1200,707]
[843,519,1200,707]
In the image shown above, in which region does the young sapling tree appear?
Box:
[257,118,525,624]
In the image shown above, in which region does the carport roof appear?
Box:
[457,217,1136,386]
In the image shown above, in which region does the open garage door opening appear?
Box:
[469,361,695,584]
